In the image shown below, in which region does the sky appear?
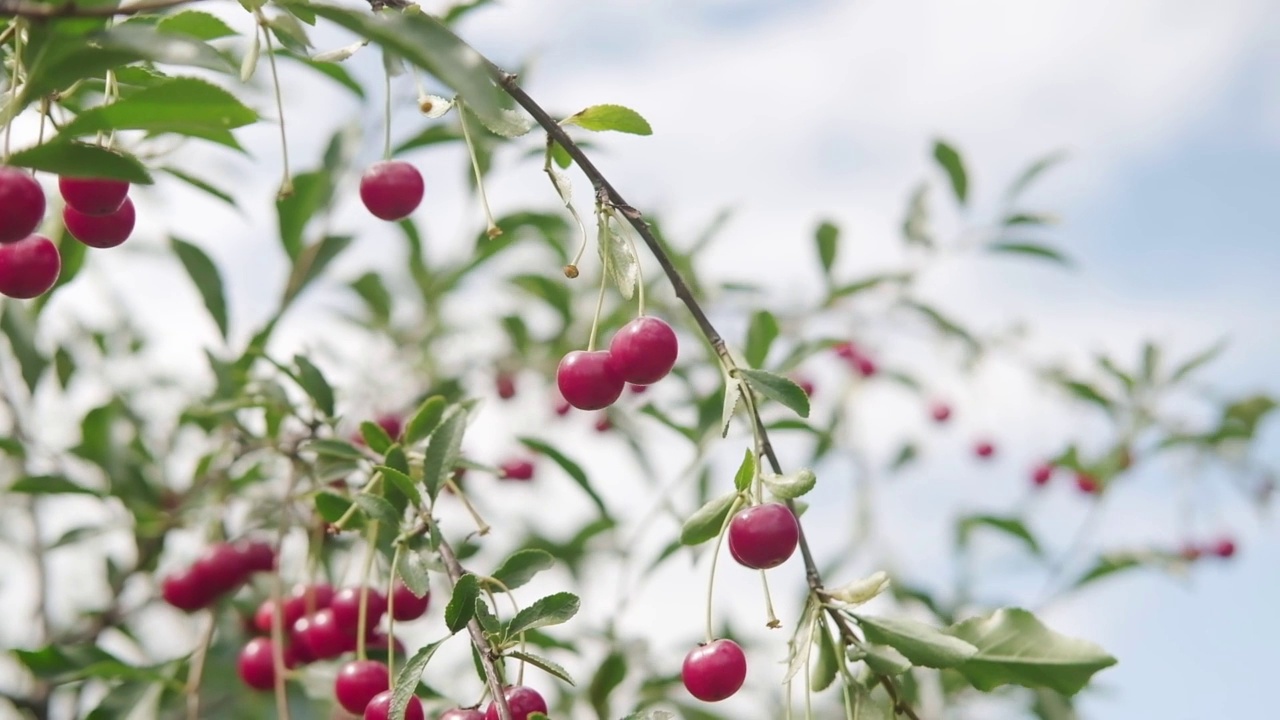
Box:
[2,0,1279,719]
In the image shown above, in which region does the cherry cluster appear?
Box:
[557,316,678,411]
[160,539,276,611]
[0,168,138,299]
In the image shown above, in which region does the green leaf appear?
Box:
[59,77,258,140]
[862,645,912,676]
[812,619,840,692]
[490,549,556,591]
[293,355,334,417]
[739,368,810,418]
[276,171,333,261]
[906,301,980,356]
[376,465,422,508]
[156,10,238,40]
[902,183,932,247]
[732,449,754,493]
[815,221,839,274]
[721,375,743,438]
[1007,150,1067,200]
[679,491,740,546]
[1070,551,1163,591]
[306,438,365,461]
[987,242,1071,266]
[404,395,446,446]
[160,167,237,207]
[445,573,480,634]
[423,408,467,501]
[169,238,228,339]
[360,422,394,455]
[314,491,355,525]
[396,550,431,598]
[518,438,610,520]
[18,24,231,109]
[473,597,501,634]
[1,304,47,391]
[7,141,152,184]
[563,104,653,135]
[353,493,400,526]
[947,608,1117,696]
[744,310,779,369]
[956,514,1042,557]
[588,651,627,717]
[933,140,968,205]
[390,639,445,720]
[507,592,580,636]
[1059,379,1113,412]
[855,614,978,668]
[1001,212,1058,227]
[509,275,572,329]
[9,475,100,496]
[282,235,352,307]
[302,2,510,132]
[509,650,575,685]
[830,273,910,300]
[762,469,816,500]
[1170,339,1227,383]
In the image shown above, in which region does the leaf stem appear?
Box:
[256,13,293,198]
[457,99,501,238]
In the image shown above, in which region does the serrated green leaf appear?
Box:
[744,310,779,369]
[721,374,743,438]
[739,368,810,419]
[404,395,446,446]
[815,221,839,274]
[856,614,978,668]
[473,596,501,634]
[762,469,816,500]
[956,514,1042,557]
[7,141,152,184]
[293,355,334,416]
[360,422,393,454]
[490,549,556,591]
[59,77,258,140]
[353,493,400,526]
[862,645,912,676]
[314,491,357,526]
[518,437,610,520]
[390,639,445,719]
[588,651,627,717]
[510,650,575,685]
[679,491,740,546]
[987,242,1071,266]
[445,573,480,634]
[396,550,431,598]
[732,449,755,493]
[156,10,238,40]
[564,104,652,135]
[376,465,422,507]
[947,608,1117,696]
[423,408,467,501]
[507,592,580,636]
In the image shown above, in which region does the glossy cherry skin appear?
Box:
[484,685,548,720]
[331,586,388,634]
[1213,538,1237,558]
[1031,464,1054,487]
[363,690,425,720]
[390,580,430,621]
[0,168,45,244]
[727,502,800,569]
[238,637,289,691]
[499,459,535,481]
[161,567,214,612]
[58,176,129,216]
[682,638,747,702]
[64,197,135,248]
[238,539,277,573]
[608,316,678,385]
[556,350,625,411]
[301,608,351,659]
[191,541,251,596]
[360,160,424,221]
[439,709,485,720]
[334,659,391,714]
[0,235,60,299]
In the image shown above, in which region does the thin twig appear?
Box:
[436,535,513,720]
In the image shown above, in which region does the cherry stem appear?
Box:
[255,13,293,198]
[356,522,380,660]
[386,544,401,680]
[586,209,609,351]
[4,20,23,163]
[544,138,588,271]
[382,53,392,160]
[759,568,780,629]
[267,462,302,720]
[184,612,215,720]
[444,475,490,535]
[704,494,745,643]
[456,99,501,238]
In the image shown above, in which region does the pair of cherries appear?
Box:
[557,316,679,411]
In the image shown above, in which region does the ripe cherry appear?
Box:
[0,235,60,299]
[1031,464,1054,487]
[360,160,423,221]
[390,581,430,621]
[0,168,45,244]
[161,567,213,612]
[302,608,352,659]
[608,316,678,385]
[1075,473,1100,495]
[1212,538,1237,558]
[58,176,129,216]
[191,542,251,596]
[331,586,388,634]
[235,539,276,574]
[930,402,952,423]
[682,638,747,702]
[974,441,995,459]
[64,197,136,248]
[363,690,424,720]
[727,502,799,569]
[440,709,485,720]
[629,383,648,395]
[553,398,572,416]
[594,413,613,433]
[289,616,320,664]
[238,637,286,691]
[499,459,535,481]
[557,350,624,410]
[334,659,391,714]
[496,372,517,400]
[484,685,548,720]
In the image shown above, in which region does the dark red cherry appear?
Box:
[974,441,995,459]
[682,639,747,702]
[161,567,213,612]
[390,580,430,621]
[238,637,287,691]
[363,690,424,720]
[608,316,678,385]
[331,586,388,634]
[0,235,60,299]
[556,350,624,411]
[930,402,952,422]
[1031,464,1054,487]
[58,175,129,216]
[496,372,517,400]
[0,168,45,244]
[1075,473,1099,495]
[499,459,535,481]
[1213,538,1237,558]
[334,659,390,714]
[484,685,548,720]
[360,160,423,221]
[439,709,485,720]
[64,196,136,248]
[727,502,799,569]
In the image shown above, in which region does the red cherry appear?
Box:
[484,686,548,720]
[238,539,277,573]
[556,350,625,410]
[853,356,877,377]
[0,235,60,299]
[390,581,430,621]
[1075,473,1100,495]
[360,160,423,221]
[682,639,747,702]
[364,629,405,656]
[334,659,391,714]
[1031,464,1054,487]
[629,383,648,395]
[554,399,571,416]
[331,587,388,634]
[161,567,214,612]
[834,341,857,359]
[64,196,136,248]
[289,616,320,664]
[303,608,352,659]
[608,316,678,385]
[496,372,517,400]
[58,176,129,216]
[440,709,485,720]
[727,502,799,570]
[499,459,535,481]
[974,441,995,459]
[0,168,45,244]
[1212,538,1237,558]
[238,637,287,691]
[192,542,252,596]
[930,402,952,423]
[363,690,425,720]
[594,413,613,433]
